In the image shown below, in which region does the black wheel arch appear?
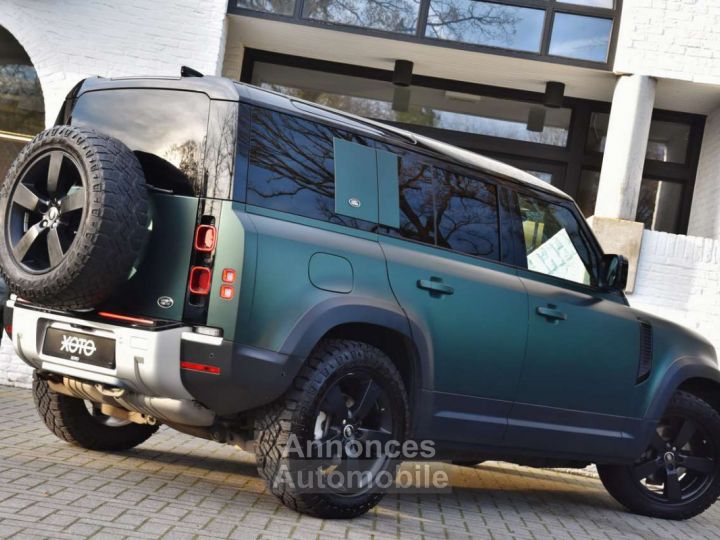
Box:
[635,356,720,457]
[277,296,433,434]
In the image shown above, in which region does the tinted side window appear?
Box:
[395,153,435,245]
[70,89,209,196]
[436,170,500,260]
[247,107,373,229]
[517,194,596,286]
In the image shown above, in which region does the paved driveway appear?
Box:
[0,386,718,540]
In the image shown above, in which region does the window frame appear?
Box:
[229,0,621,69]
[505,184,610,293]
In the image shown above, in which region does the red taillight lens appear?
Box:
[189,266,212,295]
[221,268,236,283]
[220,285,234,300]
[180,361,220,375]
[4,324,12,338]
[194,225,217,252]
[98,312,155,326]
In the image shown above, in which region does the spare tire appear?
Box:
[0,125,149,309]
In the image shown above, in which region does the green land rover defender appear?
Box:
[1,73,719,519]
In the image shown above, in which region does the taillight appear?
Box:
[98,312,155,326]
[221,268,236,283]
[189,266,212,295]
[4,324,11,338]
[219,285,234,300]
[194,225,217,252]
[180,361,220,375]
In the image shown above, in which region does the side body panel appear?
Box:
[381,237,529,445]
[235,208,402,355]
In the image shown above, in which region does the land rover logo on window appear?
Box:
[348,197,362,208]
[157,296,174,308]
[60,335,96,357]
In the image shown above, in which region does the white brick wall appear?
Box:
[630,230,720,353]
[615,0,720,85]
[688,106,720,240]
[0,0,229,128]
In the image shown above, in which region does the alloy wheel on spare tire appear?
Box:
[0,125,149,309]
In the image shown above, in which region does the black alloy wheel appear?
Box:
[7,149,86,273]
[598,391,720,520]
[632,415,715,504]
[254,339,410,519]
[312,370,396,494]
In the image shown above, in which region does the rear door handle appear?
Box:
[536,305,567,322]
[417,277,454,297]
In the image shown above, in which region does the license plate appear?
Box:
[42,328,116,369]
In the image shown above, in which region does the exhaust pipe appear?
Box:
[47,376,215,427]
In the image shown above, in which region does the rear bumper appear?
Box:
[10,300,194,401]
[8,300,304,415]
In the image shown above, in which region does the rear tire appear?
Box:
[598,391,720,520]
[254,339,410,519]
[32,372,157,451]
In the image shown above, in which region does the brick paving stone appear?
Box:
[1,385,720,539]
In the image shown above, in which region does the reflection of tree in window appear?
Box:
[236,0,296,15]
[261,84,440,130]
[394,155,435,244]
[436,171,499,258]
[248,108,373,230]
[303,0,420,33]
[426,0,521,46]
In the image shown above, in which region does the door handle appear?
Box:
[417,277,454,297]
[536,305,567,322]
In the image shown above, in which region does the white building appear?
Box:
[0,0,719,385]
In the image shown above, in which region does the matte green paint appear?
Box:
[333,138,378,223]
[516,270,642,417]
[376,150,400,228]
[100,193,197,321]
[380,236,528,402]
[308,252,354,293]
[206,201,248,341]
[234,205,394,353]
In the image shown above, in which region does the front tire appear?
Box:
[598,391,720,520]
[254,339,410,519]
[33,373,157,451]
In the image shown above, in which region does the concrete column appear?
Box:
[594,75,657,220]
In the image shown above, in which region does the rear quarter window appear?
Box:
[69,89,210,196]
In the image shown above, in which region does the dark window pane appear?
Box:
[395,153,436,244]
[549,13,612,62]
[526,170,553,183]
[302,0,420,33]
[558,0,613,7]
[426,0,545,52]
[576,169,683,233]
[252,62,571,146]
[235,0,296,16]
[636,179,683,233]
[587,113,691,163]
[71,90,209,196]
[576,169,600,217]
[518,194,595,285]
[247,108,375,229]
[436,171,499,259]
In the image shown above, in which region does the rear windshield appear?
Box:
[70,89,210,196]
